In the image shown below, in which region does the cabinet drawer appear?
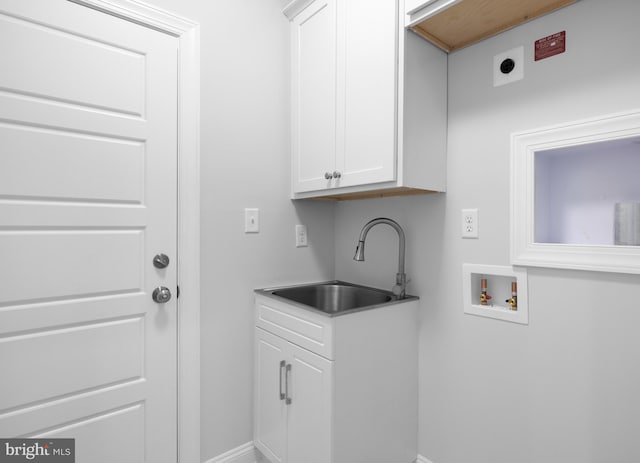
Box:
[255,294,334,359]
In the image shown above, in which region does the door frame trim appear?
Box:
[67,1,201,462]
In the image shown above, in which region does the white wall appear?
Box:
[335,0,640,461]
[140,0,335,460]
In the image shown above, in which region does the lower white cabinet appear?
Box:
[255,328,332,463]
[254,293,418,463]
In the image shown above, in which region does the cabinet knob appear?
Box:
[333,171,341,179]
[324,172,333,180]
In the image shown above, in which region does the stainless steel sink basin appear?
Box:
[258,281,416,316]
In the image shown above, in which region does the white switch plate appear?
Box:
[244,208,259,233]
[462,208,478,238]
[295,224,308,247]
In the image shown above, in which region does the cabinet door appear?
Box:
[335,0,397,187]
[254,328,287,463]
[286,343,333,463]
[291,0,337,193]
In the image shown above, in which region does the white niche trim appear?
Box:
[511,109,640,274]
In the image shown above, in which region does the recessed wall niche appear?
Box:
[511,109,640,274]
[462,264,528,325]
[535,137,640,245]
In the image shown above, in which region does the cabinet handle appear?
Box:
[279,360,286,401]
[324,172,333,180]
[285,363,292,405]
[333,171,341,179]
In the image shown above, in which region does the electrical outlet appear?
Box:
[462,208,478,239]
[295,224,308,247]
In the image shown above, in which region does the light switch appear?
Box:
[245,208,259,233]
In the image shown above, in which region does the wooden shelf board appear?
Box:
[410,0,576,52]
[307,186,440,201]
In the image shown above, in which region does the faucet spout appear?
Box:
[353,218,407,299]
[354,240,366,261]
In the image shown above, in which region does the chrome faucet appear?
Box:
[353,218,407,299]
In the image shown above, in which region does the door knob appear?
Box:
[152,286,172,303]
[153,253,170,269]
[324,172,332,180]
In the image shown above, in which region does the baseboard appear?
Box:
[204,442,257,463]
[205,443,430,463]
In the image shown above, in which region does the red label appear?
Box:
[535,31,566,61]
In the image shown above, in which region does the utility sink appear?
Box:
[257,280,417,316]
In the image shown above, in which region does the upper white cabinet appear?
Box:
[284,0,447,200]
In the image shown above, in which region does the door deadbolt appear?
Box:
[152,286,172,303]
[153,253,170,269]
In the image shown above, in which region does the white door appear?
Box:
[0,1,178,462]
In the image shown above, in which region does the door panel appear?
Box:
[39,404,145,463]
[2,381,146,437]
[0,230,143,304]
[291,0,336,193]
[287,344,333,463]
[254,328,287,463]
[337,0,397,186]
[0,1,178,461]
[0,11,145,115]
[0,317,143,410]
[0,124,145,202]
